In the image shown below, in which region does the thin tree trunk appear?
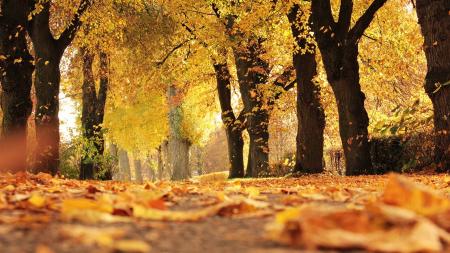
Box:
[134,159,143,183]
[79,49,110,180]
[80,48,95,179]
[416,0,450,172]
[288,5,325,174]
[118,149,131,181]
[109,143,119,179]
[0,4,33,171]
[167,85,191,180]
[157,145,164,180]
[213,63,245,178]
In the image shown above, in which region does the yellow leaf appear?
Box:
[114,240,151,253]
[28,194,46,208]
[3,185,15,191]
[62,198,113,214]
[245,187,260,199]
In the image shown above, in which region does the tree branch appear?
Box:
[273,66,296,91]
[155,38,192,67]
[337,0,353,35]
[348,0,387,44]
[311,0,335,31]
[58,0,93,50]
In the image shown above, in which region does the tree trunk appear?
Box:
[134,159,143,183]
[245,109,270,177]
[169,138,191,180]
[33,50,63,175]
[288,5,326,174]
[0,6,33,172]
[213,63,245,178]
[326,47,372,175]
[27,0,91,175]
[118,148,131,181]
[28,2,65,175]
[157,145,164,180]
[233,41,270,178]
[416,0,450,172]
[109,143,119,179]
[79,49,109,180]
[80,48,95,179]
[311,0,386,175]
[167,85,191,180]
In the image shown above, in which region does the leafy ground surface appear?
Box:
[1,172,450,253]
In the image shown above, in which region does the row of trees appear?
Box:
[0,0,448,179]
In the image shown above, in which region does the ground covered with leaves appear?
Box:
[1,172,450,253]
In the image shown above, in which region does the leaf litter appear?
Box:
[1,172,450,252]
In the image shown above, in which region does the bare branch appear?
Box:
[58,0,93,50]
[156,38,192,67]
[348,0,387,44]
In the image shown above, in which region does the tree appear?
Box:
[134,159,143,183]
[213,61,245,178]
[288,4,325,174]
[311,0,387,175]
[416,0,450,172]
[168,85,191,180]
[0,0,34,171]
[211,2,294,177]
[79,48,109,180]
[27,0,92,174]
[118,148,131,181]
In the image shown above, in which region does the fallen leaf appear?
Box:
[381,174,450,216]
[114,240,151,252]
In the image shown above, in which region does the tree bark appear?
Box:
[169,138,191,180]
[416,0,450,172]
[311,0,387,175]
[288,5,326,174]
[213,63,245,178]
[0,1,34,172]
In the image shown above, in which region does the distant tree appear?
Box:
[134,159,143,183]
[118,148,131,181]
[416,0,450,172]
[79,48,109,180]
[168,85,191,180]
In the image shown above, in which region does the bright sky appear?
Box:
[59,91,79,142]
